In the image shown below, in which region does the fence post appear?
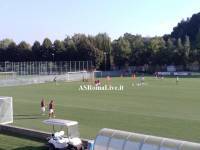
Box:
[90,61,92,70]
[79,61,80,72]
[87,61,89,71]
[70,61,71,72]
[75,61,76,72]
[83,61,85,70]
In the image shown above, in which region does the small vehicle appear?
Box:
[43,119,83,150]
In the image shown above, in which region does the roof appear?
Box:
[95,128,200,150]
[43,119,78,126]
[0,96,12,100]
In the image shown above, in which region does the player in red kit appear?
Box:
[49,100,55,118]
[40,98,46,115]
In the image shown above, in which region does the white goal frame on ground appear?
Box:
[0,96,13,124]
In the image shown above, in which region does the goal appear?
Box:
[0,72,17,80]
[0,97,13,124]
[66,71,94,81]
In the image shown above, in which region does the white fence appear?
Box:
[0,61,93,75]
[0,61,94,87]
[0,72,94,87]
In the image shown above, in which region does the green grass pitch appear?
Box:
[0,76,200,144]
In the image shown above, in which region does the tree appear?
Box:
[53,40,65,61]
[95,33,112,69]
[32,41,41,61]
[163,38,175,64]
[0,39,14,61]
[184,35,190,57]
[173,38,184,65]
[123,33,145,65]
[166,38,175,50]
[148,37,166,52]
[112,37,131,69]
[41,38,53,61]
[147,37,166,65]
[0,48,4,61]
[95,33,111,52]
[64,37,78,60]
[17,41,32,61]
[190,49,200,64]
[177,38,184,50]
[0,39,14,49]
[171,12,200,48]
[6,42,17,61]
[75,35,103,68]
[195,29,200,49]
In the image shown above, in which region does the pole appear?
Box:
[79,61,80,72]
[104,52,107,71]
[5,62,6,72]
[87,61,88,71]
[75,61,76,72]
[52,53,55,62]
[70,61,71,72]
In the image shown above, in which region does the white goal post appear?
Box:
[0,96,13,124]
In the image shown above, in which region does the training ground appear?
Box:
[0,77,200,149]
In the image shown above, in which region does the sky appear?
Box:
[0,0,200,44]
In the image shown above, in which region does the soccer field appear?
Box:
[0,77,200,142]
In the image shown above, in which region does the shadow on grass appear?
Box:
[14,114,46,120]
[14,117,45,120]
[0,146,47,150]
[14,114,41,117]
[1,132,46,144]
[13,146,47,150]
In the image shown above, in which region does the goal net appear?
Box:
[0,72,17,80]
[66,71,94,82]
[0,97,13,124]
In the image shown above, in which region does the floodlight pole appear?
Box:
[52,53,55,62]
[4,61,6,72]
[104,52,107,71]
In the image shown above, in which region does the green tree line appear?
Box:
[1,12,200,70]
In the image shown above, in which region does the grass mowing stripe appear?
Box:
[0,77,200,143]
